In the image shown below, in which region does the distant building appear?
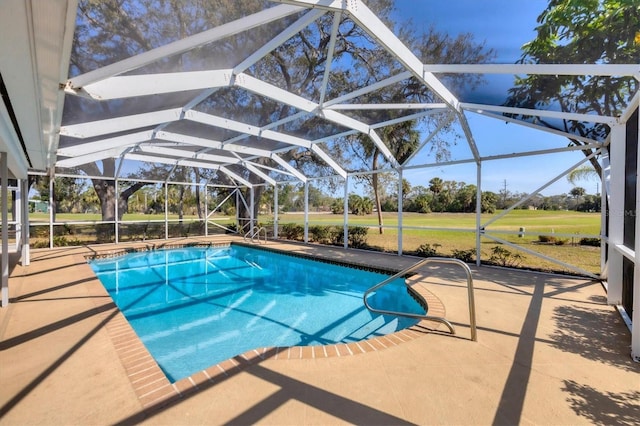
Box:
[29,200,49,213]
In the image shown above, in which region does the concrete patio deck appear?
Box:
[0,237,638,425]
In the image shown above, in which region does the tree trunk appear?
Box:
[119,182,145,220]
[92,178,146,221]
[93,179,116,221]
[568,138,603,179]
[371,150,384,234]
[178,185,184,222]
[587,149,603,178]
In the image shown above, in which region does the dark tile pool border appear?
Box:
[85,240,410,278]
[83,241,230,261]
[233,241,408,276]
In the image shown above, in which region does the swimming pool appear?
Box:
[89,244,425,382]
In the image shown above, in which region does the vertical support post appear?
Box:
[632,115,640,362]
[634,263,640,362]
[274,184,279,239]
[204,184,208,237]
[235,189,239,232]
[607,124,625,305]
[164,182,168,240]
[49,175,54,249]
[304,181,309,243]
[600,152,608,278]
[250,186,255,237]
[21,178,29,266]
[397,169,403,256]
[476,162,482,267]
[1,153,8,307]
[14,180,21,253]
[343,176,349,249]
[114,179,119,244]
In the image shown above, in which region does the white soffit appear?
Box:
[0,0,76,176]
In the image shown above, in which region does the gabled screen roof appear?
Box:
[50,0,639,187]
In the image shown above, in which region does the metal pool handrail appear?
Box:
[363,257,477,341]
[243,226,267,244]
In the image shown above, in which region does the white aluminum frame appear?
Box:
[2,0,638,361]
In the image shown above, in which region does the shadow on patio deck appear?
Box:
[0,239,637,425]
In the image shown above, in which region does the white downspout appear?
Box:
[21,178,29,266]
[397,168,403,256]
[1,153,8,306]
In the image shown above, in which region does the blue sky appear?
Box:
[402,113,601,196]
[392,0,547,63]
[391,0,596,196]
[102,1,594,198]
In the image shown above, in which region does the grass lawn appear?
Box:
[28,209,602,275]
[274,210,602,275]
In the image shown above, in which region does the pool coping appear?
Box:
[85,240,407,277]
[83,241,448,413]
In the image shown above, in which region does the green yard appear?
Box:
[275,210,602,275]
[28,209,602,275]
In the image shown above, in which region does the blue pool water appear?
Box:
[89,245,424,382]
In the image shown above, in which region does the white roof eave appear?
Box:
[0,0,77,174]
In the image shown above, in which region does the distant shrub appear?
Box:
[31,240,49,249]
[489,246,523,267]
[168,223,190,238]
[309,225,332,244]
[452,248,475,263]
[415,243,441,257]
[95,223,115,243]
[347,226,369,248]
[280,223,304,241]
[329,226,369,248]
[580,237,600,247]
[538,235,568,245]
[52,236,82,247]
[326,226,342,245]
[31,226,49,238]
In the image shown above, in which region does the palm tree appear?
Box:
[567,165,598,185]
[429,177,444,195]
[569,186,586,209]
